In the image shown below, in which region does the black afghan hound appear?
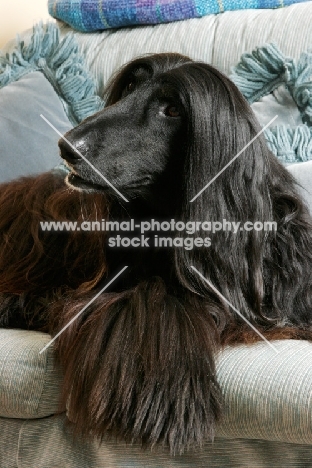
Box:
[1,53,312,454]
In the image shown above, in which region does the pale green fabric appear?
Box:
[0,329,63,418]
[1,331,312,445]
[1,415,312,468]
[60,2,312,96]
[1,335,312,468]
[217,340,312,444]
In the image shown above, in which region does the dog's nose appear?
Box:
[58,138,82,164]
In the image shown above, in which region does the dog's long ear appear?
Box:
[170,63,312,326]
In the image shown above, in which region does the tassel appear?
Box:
[232,43,312,164]
[0,22,104,125]
[265,125,312,164]
[230,43,292,104]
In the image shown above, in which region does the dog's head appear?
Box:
[59,54,192,210]
[59,52,269,214]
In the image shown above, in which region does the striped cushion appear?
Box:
[58,2,312,95]
[2,415,312,468]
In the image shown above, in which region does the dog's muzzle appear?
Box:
[58,138,82,165]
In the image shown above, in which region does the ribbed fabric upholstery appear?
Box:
[0,336,312,468]
[217,340,312,444]
[2,330,312,445]
[0,329,63,418]
[1,333,312,451]
[2,414,312,467]
[53,3,312,95]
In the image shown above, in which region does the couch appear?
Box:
[1,2,312,467]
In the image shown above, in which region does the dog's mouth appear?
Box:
[66,172,105,192]
[66,167,153,193]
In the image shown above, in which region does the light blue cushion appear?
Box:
[0,71,71,182]
[0,23,104,183]
[287,160,312,213]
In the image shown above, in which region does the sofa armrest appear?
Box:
[0,329,63,418]
[1,329,312,445]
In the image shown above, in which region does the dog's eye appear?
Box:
[164,105,180,118]
[121,80,136,98]
[126,81,135,93]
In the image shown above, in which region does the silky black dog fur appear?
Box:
[1,53,312,454]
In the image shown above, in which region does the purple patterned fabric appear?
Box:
[48,0,310,32]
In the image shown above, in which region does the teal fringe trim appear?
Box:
[231,44,312,164]
[231,43,292,105]
[0,23,104,125]
[265,126,312,164]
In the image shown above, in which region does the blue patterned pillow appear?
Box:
[48,0,310,32]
